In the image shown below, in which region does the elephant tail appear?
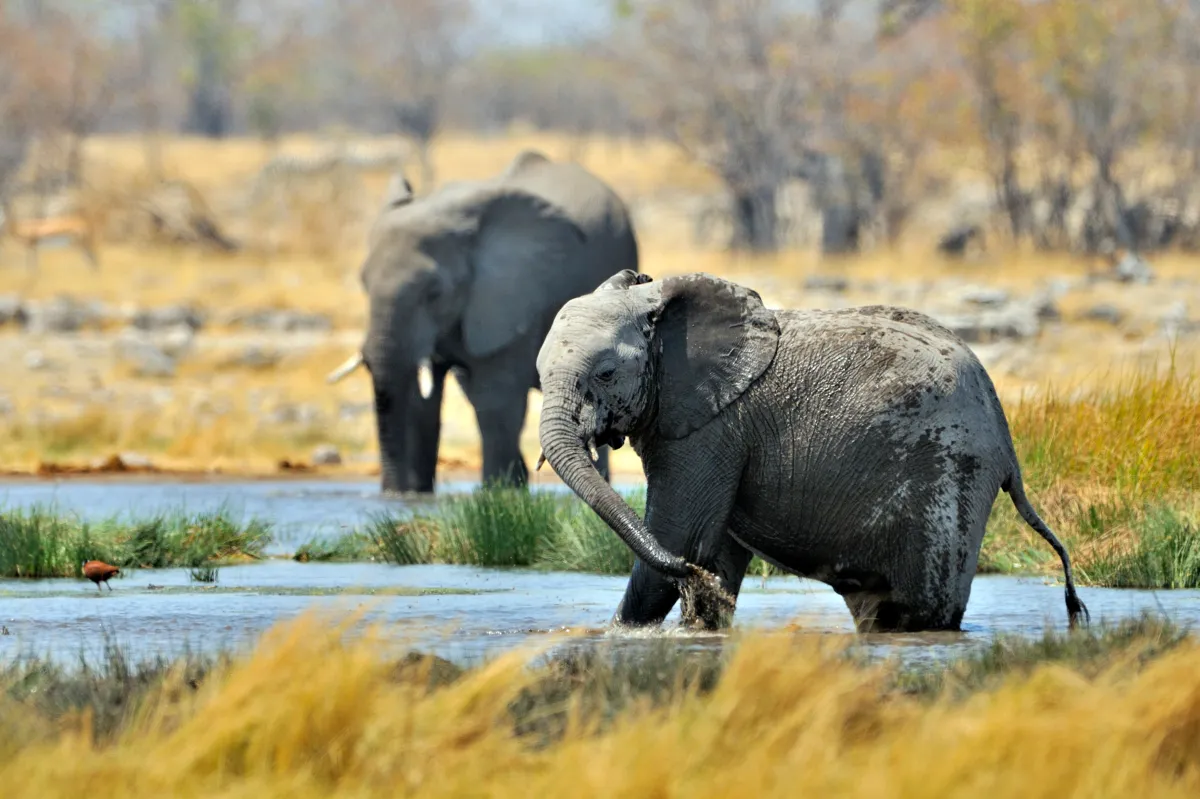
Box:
[1004,472,1090,629]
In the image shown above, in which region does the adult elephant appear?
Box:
[535,270,1089,633]
[327,150,638,494]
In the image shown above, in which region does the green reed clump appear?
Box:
[1081,506,1200,589]
[979,492,1200,589]
[0,507,103,579]
[366,487,656,573]
[438,486,563,567]
[538,490,645,574]
[0,504,271,578]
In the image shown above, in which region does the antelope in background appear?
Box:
[0,198,99,271]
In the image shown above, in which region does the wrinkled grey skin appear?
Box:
[536,270,1089,633]
[352,150,638,494]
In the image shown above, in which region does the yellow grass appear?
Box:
[3,611,1200,797]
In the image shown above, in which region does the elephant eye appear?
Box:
[595,367,616,382]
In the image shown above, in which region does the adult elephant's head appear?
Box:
[328,166,587,494]
[536,271,780,577]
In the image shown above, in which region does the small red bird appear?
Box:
[82,560,119,591]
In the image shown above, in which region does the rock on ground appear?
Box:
[312,445,343,466]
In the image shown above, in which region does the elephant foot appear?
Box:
[678,565,737,631]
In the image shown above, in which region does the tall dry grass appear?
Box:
[981,361,1200,582]
[3,612,1200,797]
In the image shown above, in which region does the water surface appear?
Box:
[3,560,1196,670]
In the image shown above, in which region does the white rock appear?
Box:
[312,445,343,466]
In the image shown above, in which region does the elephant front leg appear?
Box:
[614,531,752,630]
[678,532,754,630]
[614,560,680,627]
[404,360,450,493]
[614,435,747,630]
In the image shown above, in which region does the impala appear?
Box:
[1,202,99,270]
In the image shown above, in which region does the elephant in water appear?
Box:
[327,150,640,494]
[535,270,1089,633]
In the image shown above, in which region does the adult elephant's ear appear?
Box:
[463,190,587,359]
[380,173,414,210]
[652,273,780,440]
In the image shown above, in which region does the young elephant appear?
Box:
[536,270,1088,633]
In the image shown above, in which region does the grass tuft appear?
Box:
[363,486,652,573]
[1081,506,1200,589]
[538,490,644,575]
[437,486,562,567]
[367,512,437,566]
[293,531,378,563]
[0,504,271,578]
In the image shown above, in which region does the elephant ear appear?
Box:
[380,173,414,210]
[652,273,780,440]
[595,269,653,293]
[502,149,552,177]
[462,190,587,359]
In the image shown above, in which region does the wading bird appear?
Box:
[82,560,119,590]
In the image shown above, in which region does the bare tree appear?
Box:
[1027,0,1178,254]
[43,8,116,186]
[616,0,825,252]
[942,0,1028,242]
[337,0,474,191]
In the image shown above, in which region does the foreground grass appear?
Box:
[2,612,1199,797]
[0,504,270,578]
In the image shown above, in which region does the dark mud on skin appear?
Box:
[2,478,1199,670]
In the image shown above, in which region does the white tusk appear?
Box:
[417,358,434,399]
[535,451,547,471]
[326,352,364,384]
[588,440,599,462]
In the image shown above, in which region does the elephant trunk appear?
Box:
[373,371,414,495]
[538,403,688,578]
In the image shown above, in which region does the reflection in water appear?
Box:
[0,479,1197,669]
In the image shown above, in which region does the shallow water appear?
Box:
[2,478,1199,670]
